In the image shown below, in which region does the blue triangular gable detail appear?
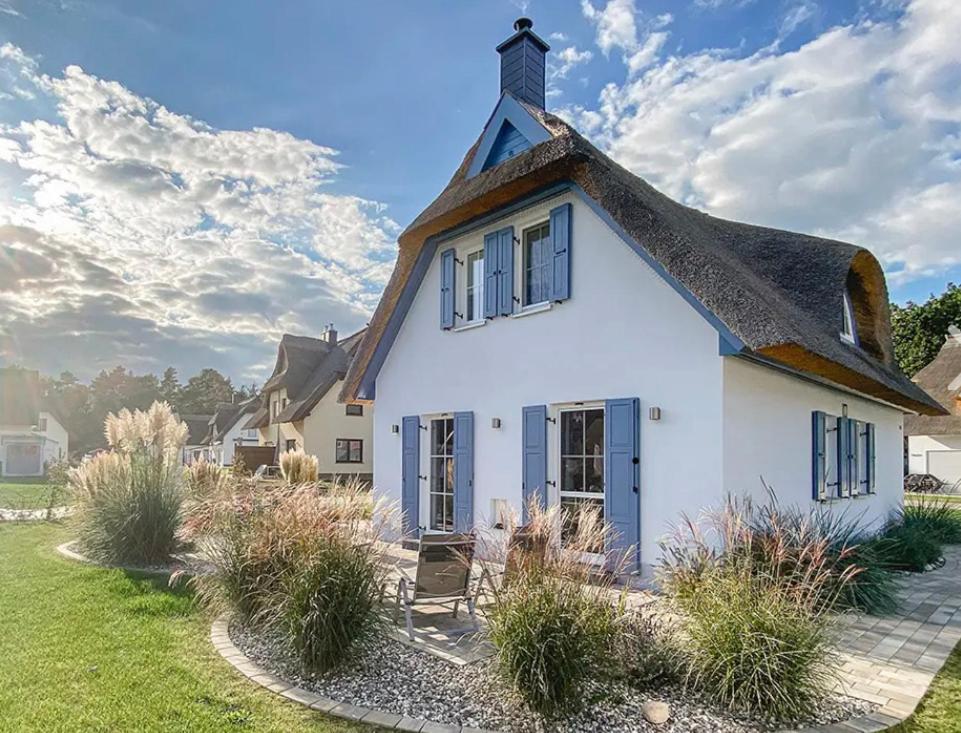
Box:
[466,93,552,179]
[482,122,531,171]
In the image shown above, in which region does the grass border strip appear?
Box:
[55,539,188,579]
[210,614,499,733]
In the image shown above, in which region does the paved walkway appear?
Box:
[810,546,961,733]
[0,505,70,521]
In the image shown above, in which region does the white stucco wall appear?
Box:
[722,358,905,532]
[217,417,259,466]
[0,412,68,476]
[373,191,726,572]
[39,412,69,463]
[908,434,961,488]
[302,383,374,476]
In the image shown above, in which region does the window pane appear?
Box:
[336,440,348,462]
[431,493,445,531]
[444,493,454,531]
[584,409,604,457]
[444,418,454,454]
[349,441,362,462]
[561,411,584,455]
[431,420,445,455]
[561,457,584,492]
[445,456,454,491]
[431,457,446,493]
[561,497,604,552]
[585,454,604,494]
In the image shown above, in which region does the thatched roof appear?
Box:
[244,329,366,430]
[0,367,40,427]
[203,397,259,445]
[179,414,213,446]
[905,329,961,435]
[341,94,944,416]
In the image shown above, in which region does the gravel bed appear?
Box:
[230,623,876,732]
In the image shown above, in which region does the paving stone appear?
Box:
[280,686,323,707]
[395,719,426,732]
[420,722,460,733]
[309,697,339,713]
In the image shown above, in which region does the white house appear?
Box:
[340,19,946,576]
[905,327,961,489]
[245,326,374,482]
[196,398,260,466]
[0,367,69,477]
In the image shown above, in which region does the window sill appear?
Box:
[453,320,486,333]
[510,301,552,319]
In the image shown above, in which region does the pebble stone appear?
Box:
[642,701,671,725]
[230,623,876,733]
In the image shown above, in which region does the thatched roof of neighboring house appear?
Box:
[203,397,259,445]
[0,367,40,427]
[905,328,961,436]
[244,328,367,431]
[341,94,945,416]
[179,414,213,446]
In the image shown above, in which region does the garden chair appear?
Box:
[476,524,549,600]
[392,532,479,641]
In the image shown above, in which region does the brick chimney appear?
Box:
[496,17,550,110]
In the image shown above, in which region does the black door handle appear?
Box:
[632,486,639,494]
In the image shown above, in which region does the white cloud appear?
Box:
[580,0,672,76]
[0,46,399,380]
[566,0,961,284]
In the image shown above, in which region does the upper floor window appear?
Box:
[345,404,363,417]
[841,290,857,345]
[523,221,551,306]
[38,417,48,432]
[466,249,484,322]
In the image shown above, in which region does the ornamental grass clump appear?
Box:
[479,502,628,716]
[193,480,394,673]
[879,523,942,572]
[279,449,319,484]
[69,402,188,566]
[659,498,848,722]
[897,497,961,545]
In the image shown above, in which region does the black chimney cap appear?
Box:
[513,17,533,31]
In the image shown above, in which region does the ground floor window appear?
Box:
[559,407,604,553]
[335,438,363,463]
[285,439,297,453]
[430,417,455,531]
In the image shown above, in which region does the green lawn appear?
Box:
[893,642,961,732]
[0,480,65,510]
[0,522,370,732]
[906,492,961,505]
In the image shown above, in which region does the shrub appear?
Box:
[615,609,683,691]
[279,449,319,484]
[480,502,627,716]
[897,498,961,545]
[194,481,394,672]
[660,498,846,721]
[879,523,942,572]
[69,402,187,566]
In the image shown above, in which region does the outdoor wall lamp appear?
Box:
[491,417,501,429]
[649,406,662,421]
[391,424,399,434]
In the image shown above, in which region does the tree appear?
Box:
[160,367,181,407]
[891,283,961,377]
[178,368,235,414]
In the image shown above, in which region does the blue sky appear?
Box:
[1,0,959,383]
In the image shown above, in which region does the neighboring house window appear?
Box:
[285,439,297,453]
[38,417,47,432]
[559,407,604,553]
[282,398,288,410]
[345,404,364,416]
[272,400,278,418]
[523,221,552,306]
[841,290,857,344]
[429,418,454,531]
[335,438,363,464]
[466,249,484,322]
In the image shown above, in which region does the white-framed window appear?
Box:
[558,406,604,553]
[523,221,552,306]
[345,404,364,416]
[466,249,484,322]
[841,290,857,344]
[429,417,455,531]
[38,417,47,432]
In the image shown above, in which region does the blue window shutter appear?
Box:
[401,416,421,538]
[498,226,514,316]
[440,248,456,329]
[812,411,827,501]
[521,405,547,521]
[866,423,876,493]
[453,411,474,532]
[483,232,499,318]
[605,398,641,569]
[837,417,852,498]
[549,203,572,302]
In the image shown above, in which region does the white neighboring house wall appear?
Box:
[0,411,69,477]
[373,190,907,575]
[373,192,725,574]
[908,434,961,490]
[723,358,904,530]
[217,420,260,466]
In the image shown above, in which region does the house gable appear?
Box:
[465,94,551,179]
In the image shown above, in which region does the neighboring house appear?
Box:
[340,18,946,576]
[179,413,213,466]
[905,327,961,489]
[0,367,69,477]
[198,398,260,466]
[244,325,373,481]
